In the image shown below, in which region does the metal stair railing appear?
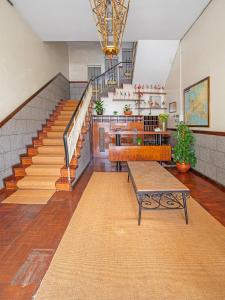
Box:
[92,61,134,100]
[63,81,92,180]
[63,59,135,181]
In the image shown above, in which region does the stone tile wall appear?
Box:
[0,74,70,189]
[169,130,225,187]
[194,134,225,187]
[70,82,87,100]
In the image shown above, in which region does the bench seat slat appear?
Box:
[127,161,189,193]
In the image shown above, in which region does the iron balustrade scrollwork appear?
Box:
[140,192,190,210]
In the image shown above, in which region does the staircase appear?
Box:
[4,99,92,192]
[3,54,135,195]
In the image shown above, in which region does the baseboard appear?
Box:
[0,188,5,195]
[191,168,225,192]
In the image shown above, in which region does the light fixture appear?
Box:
[90,0,130,57]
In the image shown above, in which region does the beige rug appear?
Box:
[35,172,225,300]
[3,189,55,204]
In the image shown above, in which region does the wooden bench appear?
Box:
[127,161,190,225]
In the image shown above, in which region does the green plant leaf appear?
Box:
[173,123,197,167]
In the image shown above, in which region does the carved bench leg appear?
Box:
[182,192,189,224]
[137,194,142,226]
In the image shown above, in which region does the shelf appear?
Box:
[112,99,142,102]
[138,107,168,110]
[134,91,167,95]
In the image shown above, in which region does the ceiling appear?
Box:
[12,0,211,41]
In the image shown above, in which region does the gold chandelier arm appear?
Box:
[89,0,130,57]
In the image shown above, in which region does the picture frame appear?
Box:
[169,102,177,113]
[184,77,210,127]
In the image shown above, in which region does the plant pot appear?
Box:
[96,111,103,115]
[124,111,132,116]
[176,162,191,173]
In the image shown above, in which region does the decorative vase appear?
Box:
[176,162,191,173]
[162,121,167,132]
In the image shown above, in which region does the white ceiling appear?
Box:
[12,0,211,41]
[133,40,180,85]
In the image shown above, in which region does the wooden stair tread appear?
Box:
[49,126,66,131]
[37,146,65,154]
[17,176,58,190]
[32,154,65,165]
[18,176,59,181]
[61,107,77,111]
[57,115,72,120]
[42,138,64,145]
[53,120,68,125]
[25,164,63,176]
[47,131,64,138]
[61,99,79,104]
[59,111,74,115]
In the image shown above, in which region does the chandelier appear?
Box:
[90,0,130,57]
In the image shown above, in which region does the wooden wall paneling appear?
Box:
[109,145,172,162]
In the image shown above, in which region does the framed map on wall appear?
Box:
[184,77,210,127]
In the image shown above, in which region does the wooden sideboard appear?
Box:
[92,115,144,158]
[109,145,171,162]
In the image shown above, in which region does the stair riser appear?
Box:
[38,132,47,139]
[14,167,26,177]
[4,179,18,190]
[21,157,32,166]
[28,147,38,156]
[33,139,43,147]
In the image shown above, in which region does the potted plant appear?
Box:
[136,137,142,146]
[94,99,104,115]
[113,111,118,116]
[124,104,132,116]
[173,123,197,173]
[159,113,169,131]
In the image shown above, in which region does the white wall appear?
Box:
[100,85,166,116]
[68,42,105,81]
[133,40,179,86]
[166,0,225,131]
[68,42,134,81]
[166,47,181,128]
[0,0,69,123]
